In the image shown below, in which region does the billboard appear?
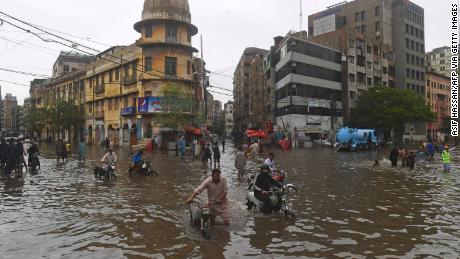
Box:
[138,97,162,113]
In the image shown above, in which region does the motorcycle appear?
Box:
[246,170,297,218]
[94,163,117,181]
[189,198,213,239]
[128,160,158,176]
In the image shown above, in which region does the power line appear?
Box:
[0,35,59,55]
[209,85,233,92]
[0,67,49,78]
[208,89,233,97]
[0,79,29,87]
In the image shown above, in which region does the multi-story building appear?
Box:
[267,31,343,139]
[30,0,201,145]
[427,46,454,77]
[17,105,24,136]
[212,100,223,134]
[23,97,32,137]
[426,70,450,140]
[233,47,269,130]
[52,51,92,78]
[308,0,426,139]
[2,93,18,136]
[206,91,214,125]
[224,101,234,137]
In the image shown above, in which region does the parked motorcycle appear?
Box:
[128,161,158,176]
[94,163,117,181]
[246,170,297,218]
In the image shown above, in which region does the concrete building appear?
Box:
[224,101,234,137]
[212,100,223,134]
[427,46,454,77]
[268,31,343,139]
[2,93,18,136]
[426,70,450,140]
[233,47,269,130]
[206,91,214,125]
[30,0,201,145]
[52,51,92,78]
[17,105,24,136]
[308,0,426,139]
[23,97,32,137]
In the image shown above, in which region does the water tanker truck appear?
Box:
[335,127,378,151]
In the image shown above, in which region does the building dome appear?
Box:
[142,0,191,24]
[135,0,197,35]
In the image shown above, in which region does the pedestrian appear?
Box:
[222,136,226,153]
[55,139,65,162]
[153,136,158,149]
[441,145,452,173]
[425,141,435,161]
[249,140,259,160]
[235,146,246,179]
[5,139,17,176]
[212,144,221,168]
[202,144,212,167]
[194,140,202,160]
[389,147,399,167]
[105,137,111,151]
[0,139,7,170]
[16,139,27,174]
[175,136,179,158]
[178,136,186,159]
[399,148,407,167]
[65,142,71,161]
[407,150,416,169]
[78,141,87,161]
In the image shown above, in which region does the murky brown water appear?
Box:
[1,143,459,258]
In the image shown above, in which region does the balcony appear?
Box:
[94,111,105,120]
[95,84,105,93]
[123,76,137,85]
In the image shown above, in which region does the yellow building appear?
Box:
[30,0,200,145]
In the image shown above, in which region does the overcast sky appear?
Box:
[0,0,455,105]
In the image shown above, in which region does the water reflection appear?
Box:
[0,144,459,258]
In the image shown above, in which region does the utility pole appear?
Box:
[201,35,207,124]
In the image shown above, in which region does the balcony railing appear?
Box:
[123,76,136,85]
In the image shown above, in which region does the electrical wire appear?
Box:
[0,79,29,87]
[0,67,49,78]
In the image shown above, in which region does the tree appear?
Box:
[155,83,197,129]
[25,108,49,140]
[48,99,82,141]
[350,86,435,145]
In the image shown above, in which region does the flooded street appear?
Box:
[1,143,460,258]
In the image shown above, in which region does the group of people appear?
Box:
[189,136,223,168]
[55,139,72,162]
[1,138,40,176]
[389,141,453,172]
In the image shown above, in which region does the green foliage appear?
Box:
[25,108,49,137]
[155,83,197,128]
[48,99,82,138]
[351,86,435,144]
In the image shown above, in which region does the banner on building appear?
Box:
[138,97,162,114]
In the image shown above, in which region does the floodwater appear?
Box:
[1,143,459,258]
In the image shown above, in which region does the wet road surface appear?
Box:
[1,143,460,258]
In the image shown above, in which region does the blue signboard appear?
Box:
[138,97,162,113]
[121,107,136,116]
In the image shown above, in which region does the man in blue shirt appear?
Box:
[426,141,435,161]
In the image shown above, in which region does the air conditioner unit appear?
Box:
[376,31,381,38]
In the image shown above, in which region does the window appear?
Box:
[406,38,410,48]
[166,24,177,42]
[187,60,191,75]
[348,55,355,64]
[109,70,113,82]
[145,57,152,71]
[64,65,69,72]
[165,57,177,77]
[375,6,380,16]
[361,10,366,20]
[383,66,388,74]
[411,70,415,79]
[355,12,359,22]
[357,72,365,83]
[421,72,425,80]
[145,25,152,38]
[367,61,372,69]
[411,40,414,50]
[349,39,354,48]
[383,52,387,59]
[108,99,113,111]
[406,53,410,63]
[406,68,410,77]
[411,55,415,64]
[355,26,360,33]
[357,56,365,66]
[440,53,445,58]
[124,65,129,78]
[361,25,366,34]
[115,68,119,81]
[373,45,379,55]
[349,73,355,82]
[440,60,445,64]
[416,42,419,52]
[367,45,372,54]
[420,30,424,39]
[410,26,414,35]
[367,77,372,86]
[421,44,424,52]
[375,21,381,32]
[405,24,409,33]
[415,28,419,38]
[416,57,420,66]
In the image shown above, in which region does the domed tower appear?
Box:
[134,0,198,87]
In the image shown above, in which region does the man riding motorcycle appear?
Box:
[131,150,144,173]
[254,164,283,214]
[27,142,40,169]
[101,149,117,172]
